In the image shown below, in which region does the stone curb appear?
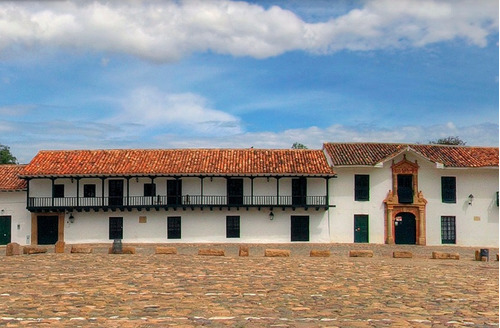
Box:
[393,251,413,258]
[310,250,330,257]
[23,246,48,255]
[265,249,290,257]
[349,250,373,257]
[431,251,459,260]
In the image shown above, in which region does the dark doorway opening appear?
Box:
[109,180,124,206]
[37,215,58,245]
[292,178,307,206]
[227,178,244,206]
[395,212,416,244]
[0,216,11,245]
[291,216,309,242]
[167,180,182,206]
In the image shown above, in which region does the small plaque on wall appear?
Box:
[139,216,147,223]
[474,216,481,222]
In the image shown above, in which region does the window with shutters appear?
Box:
[441,216,456,244]
[354,175,369,201]
[226,216,240,238]
[167,216,181,239]
[441,177,456,203]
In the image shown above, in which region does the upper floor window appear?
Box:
[227,178,244,206]
[441,177,456,203]
[292,177,307,205]
[397,174,413,204]
[84,184,96,197]
[144,183,156,197]
[354,175,369,201]
[167,180,182,205]
[53,184,64,198]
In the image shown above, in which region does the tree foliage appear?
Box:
[429,136,466,146]
[0,144,18,164]
[291,142,308,149]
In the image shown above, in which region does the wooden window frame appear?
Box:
[167,216,181,239]
[226,216,240,238]
[441,177,456,204]
[354,175,369,201]
[83,184,96,198]
[441,216,456,244]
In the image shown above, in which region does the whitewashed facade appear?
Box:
[325,143,499,247]
[27,176,331,244]
[0,144,498,247]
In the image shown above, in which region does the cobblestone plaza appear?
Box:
[0,244,498,327]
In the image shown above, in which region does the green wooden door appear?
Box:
[0,216,11,245]
[354,215,369,243]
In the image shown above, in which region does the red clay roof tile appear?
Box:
[323,143,499,167]
[20,149,336,177]
[0,165,27,191]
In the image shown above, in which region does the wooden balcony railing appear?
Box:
[27,195,328,211]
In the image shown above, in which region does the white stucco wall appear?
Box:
[0,191,31,245]
[328,150,499,247]
[63,209,329,243]
[28,176,330,244]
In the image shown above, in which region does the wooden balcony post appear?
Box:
[101,177,105,207]
[76,178,80,208]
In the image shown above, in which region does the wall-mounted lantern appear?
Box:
[69,213,75,223]
[269,211,275,220]
[468,194,474,205]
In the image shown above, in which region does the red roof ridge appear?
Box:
[21,148,335,177]
[323,142,499,167]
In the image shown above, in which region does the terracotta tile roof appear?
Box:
[323,143,499,168]
[0,165,27,191]
[20,149,336,177]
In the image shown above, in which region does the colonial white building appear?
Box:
[0,143,498,247]
[0,165,31,245]
[324,143,499,247]
[17,149,335,245]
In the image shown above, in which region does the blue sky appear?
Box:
[0,0,498,163]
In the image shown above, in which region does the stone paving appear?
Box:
[0,244,498,327]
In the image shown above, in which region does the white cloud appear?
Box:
[156,122,499,149]
[0,0,497,61]
[106,87,243,136]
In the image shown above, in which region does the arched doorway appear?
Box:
[394,212,416,244]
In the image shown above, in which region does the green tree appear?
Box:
[429,136,466,146]
[0,144,18,164]
[291,142,308,149]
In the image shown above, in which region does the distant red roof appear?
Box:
[20,149,336,177]
[323,143,499,168]
[0,165,27,191]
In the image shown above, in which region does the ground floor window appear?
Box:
[168,216,181,239]
[226,216,240,238]
[109,217,123,240]
[441,216,456,244]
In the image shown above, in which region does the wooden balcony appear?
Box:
[27,195,329,212]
